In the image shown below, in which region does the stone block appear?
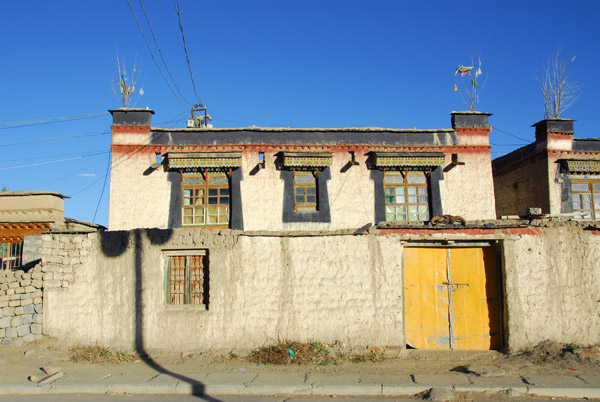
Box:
[5,327,17,338]
[10,294,21,300]
[0,328,4,338]
[23,305,35,314]
[14,307,24,315]
[6,288,14,296]
[62,273,73,282]
[0,283,8,291]
[15,287,25,294]
[21,299,33,306]
[8,300,20,307]
[21,272,31,280]
[32,314,42,324]
[22,333,35,342]
[8,282,19,289]
[28,290,42,298]
[11,316,21,326]
[0,301,7,308]
[20,314,33,324]
[42,273,53,281]
[25,286,36,293]
[0,295,8,302]
[30,323,42,334]
[2,307,15,317]
[0,309,2,318]
[17,324,31,336]
[14,270,24,278]
[33,297,43,305]
[44,280,61,288]
[20,294,30,300]
[34,304,42,313]
[31,280,43,289]
[0,317,11,328]
[31,272,43,280]
[19,280,31,287]
[61,281,69,288]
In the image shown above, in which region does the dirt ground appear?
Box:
[1,337,599,383]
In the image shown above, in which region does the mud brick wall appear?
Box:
[0,266,43,344]
[40,233,95,290]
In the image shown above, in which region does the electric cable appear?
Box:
[93,150,112,222]
[138,0,189,105]
[0,113,107,131]
[125,0,191,106]
[492,126,531,143]
[0,130,110,148]
[31,155,109,190]
[174,0,202,104]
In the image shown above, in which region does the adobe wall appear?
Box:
[502,223,600,352]
[39,222,600,353]
[493,152,550,216]
[42,229,404,352]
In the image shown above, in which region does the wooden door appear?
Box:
[404,246,502,350]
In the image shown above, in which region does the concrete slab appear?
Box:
[359,374,414,385]
[412,373,471,386]
[527,387,600,399]
[465,375,526,388]
[381,384,431,396]
[307,373,360,384]
[522,374,586,387]
[203,372,258,384]
[311,383,381,396]
[577,374,600,386]
[245,372,311,395]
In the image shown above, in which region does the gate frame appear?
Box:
[401,240,506,351]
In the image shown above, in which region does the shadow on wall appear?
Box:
[100,229,221,401]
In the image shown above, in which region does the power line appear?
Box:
[174,0,202,104]
[0,151,110,171]
[125,0,191,106]
[139,0,190,104]
[31,155,109,190]
[2,150,107,163]
[492,126,531,143]
[93,150,112,223]
[0,130,110,148]
[0,113,107,131]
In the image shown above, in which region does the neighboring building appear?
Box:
[108,108,497,231]
[492,119,600,218]
[0,191,102,270]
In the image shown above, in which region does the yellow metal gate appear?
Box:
[404,246,502,350]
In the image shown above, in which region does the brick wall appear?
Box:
[0,266,43,345]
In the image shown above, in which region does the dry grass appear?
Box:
[70,345,139,364]
[247,340,387,366]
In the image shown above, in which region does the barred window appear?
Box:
[384,170,429,222]
[166,251,207,307]
[182,172,229,227]
[1,242,23,271]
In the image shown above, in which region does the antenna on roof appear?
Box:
[187,104,212,128]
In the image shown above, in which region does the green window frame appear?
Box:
[294,169,317,211]
[384,170,429,222]
[182,171,230,227]
[571,179,600,219]
[166,251,207,306]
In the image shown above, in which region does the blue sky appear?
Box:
[1,1,599,227]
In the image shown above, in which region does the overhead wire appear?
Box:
[174,0,202,104]
[138,0,190,105]
[0,113,107,131]
[0,130,111,148]
[31,155,109,190]
[492,126,531,143]
[93,150,112,223]
[125,0,191,107]
[3,150,107,163]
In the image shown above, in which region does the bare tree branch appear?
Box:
[536,50,580,119]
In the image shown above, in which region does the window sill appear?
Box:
[164,304,207,311]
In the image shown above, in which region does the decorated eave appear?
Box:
[166,152,242,170]
[560,159,600,175]
[282,152,333,168]
[373,152,446,169]
[0,222,51,243]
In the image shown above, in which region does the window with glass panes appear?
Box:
[166,253,206,306]
[294,170,317,211]
[384,170,429,222]
[182,172,229,227]
[571,180,600,219]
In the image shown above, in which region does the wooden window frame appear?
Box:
[0,241,23,271]
[571,179,600,219]
[293,168,318,211]
[182,169,230,228]
[383,169,430,222]
[165,250,207,307]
